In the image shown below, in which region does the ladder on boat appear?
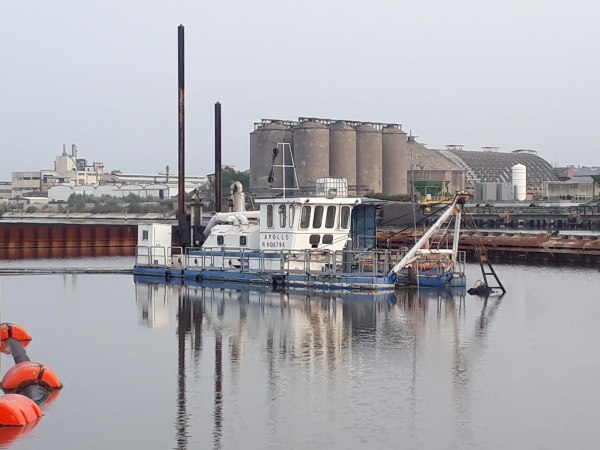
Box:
[463,212,506,295]
[475,250,506,295]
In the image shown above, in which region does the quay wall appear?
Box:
[378,230,600,264]
[420,208,600,231]
[0,223,137,259]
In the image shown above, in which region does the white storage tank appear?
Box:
[315,178,348,198]
[512,163,527,201]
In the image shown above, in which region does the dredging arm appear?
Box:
[389,192,470,275]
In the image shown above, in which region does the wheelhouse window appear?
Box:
[340,206,350,229]
[300,206,311,229]
[142,230,149,241]
[217,235,224,246]
[323,234,333,244]
[313,206,324,228]
[278,205,287,228]
[289,205,296,228]
[325,206,336,228]
[267,205,273,228]
[240,236,247,246]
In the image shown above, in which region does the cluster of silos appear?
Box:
[250,118,410,196]
[512,163,527,201]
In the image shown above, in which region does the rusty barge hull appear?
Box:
[379,230,600,263]
[0,223,137,259]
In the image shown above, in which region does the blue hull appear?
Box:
[394,267,456,288]
[133,265,397,292]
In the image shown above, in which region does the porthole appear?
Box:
[309,234,320,248]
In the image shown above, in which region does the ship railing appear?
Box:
[332,249,407,275]
[178,247,406,277]
[455,250,467,275]
[169,247,184,267]
[135,245,169,267]
[184,247,285,273]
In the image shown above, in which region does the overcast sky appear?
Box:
[1,0,599,180]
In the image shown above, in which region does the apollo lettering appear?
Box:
[261,233,291,248]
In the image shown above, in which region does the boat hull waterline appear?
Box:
[133,249,465,291]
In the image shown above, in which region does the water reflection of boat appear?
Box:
[133,279,479,448]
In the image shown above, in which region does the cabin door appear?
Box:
[351,205,377,249]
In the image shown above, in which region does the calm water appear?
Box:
[0,259,599,449]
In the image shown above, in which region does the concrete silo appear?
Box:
[512,163,527,201]
[292,120,330,191]
[355,123,383,194]
[328,121,356,188]
[249,121,291,191]
[382,124,408,196]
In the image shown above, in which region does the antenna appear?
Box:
[268,143,298,197]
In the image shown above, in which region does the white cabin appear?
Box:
[256,196,359,251]
[199,195,359,253]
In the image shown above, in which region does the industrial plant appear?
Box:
[249,117,563,201]
[0,144,208,205]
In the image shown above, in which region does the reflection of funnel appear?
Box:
[136,283,171,328]
[0,416,40,446]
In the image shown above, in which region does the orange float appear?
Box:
[0,394,42,426]
[0,323,32,343]
[1,362,62,392]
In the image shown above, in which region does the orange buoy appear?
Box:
[1,362,62,392]
[0,394,42,426]
[0,323,32,343]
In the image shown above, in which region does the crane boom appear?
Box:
[389,192,470,275]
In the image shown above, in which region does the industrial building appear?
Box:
[4,145,208,203]
[546,177,597,201]
[439,147,558,197]
[10,144,104,197]
[248,118,558,200]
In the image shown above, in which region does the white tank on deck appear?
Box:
[512,163,527,201]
